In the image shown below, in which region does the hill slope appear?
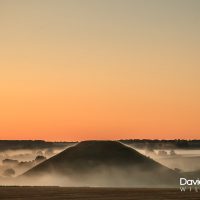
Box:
[21,141,179,187]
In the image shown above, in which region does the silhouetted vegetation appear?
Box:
[2,159,19,166]
[3,169,15,177]
[119,139,200,149]
[0,140,76,151]
[34,156,46,164]
[0,140,199,152]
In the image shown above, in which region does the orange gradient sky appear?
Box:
[0,0,200,141]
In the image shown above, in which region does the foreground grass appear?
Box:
[0,186,199,200]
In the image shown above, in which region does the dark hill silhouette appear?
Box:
[21,141,179,187]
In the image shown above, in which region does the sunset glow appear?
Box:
[0,0,200,140]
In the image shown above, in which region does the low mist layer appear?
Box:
[0,140,199,187]
[17,141,179,187]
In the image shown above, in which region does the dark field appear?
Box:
[0,187,199,200]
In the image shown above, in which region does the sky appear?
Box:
[0,0,200,141]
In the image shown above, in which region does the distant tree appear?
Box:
[174,168,181,173]
[2,159,19,165]
[36,150,43,156]
[144,142,155,154]
[157,150,168,156]
[18,161,34,168]
[44,148,54,157]
[145,147,155,156]
[3,168,15,177]
[169,150,176,156]
[35,155,46,164]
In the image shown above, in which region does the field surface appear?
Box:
[0,187,200,200]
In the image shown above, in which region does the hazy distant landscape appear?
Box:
[0,140,199,188]
[0,140,199,199]
[0,141,75,177]
[0,140,199,179]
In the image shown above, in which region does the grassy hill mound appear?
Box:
[21,141,179,187]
